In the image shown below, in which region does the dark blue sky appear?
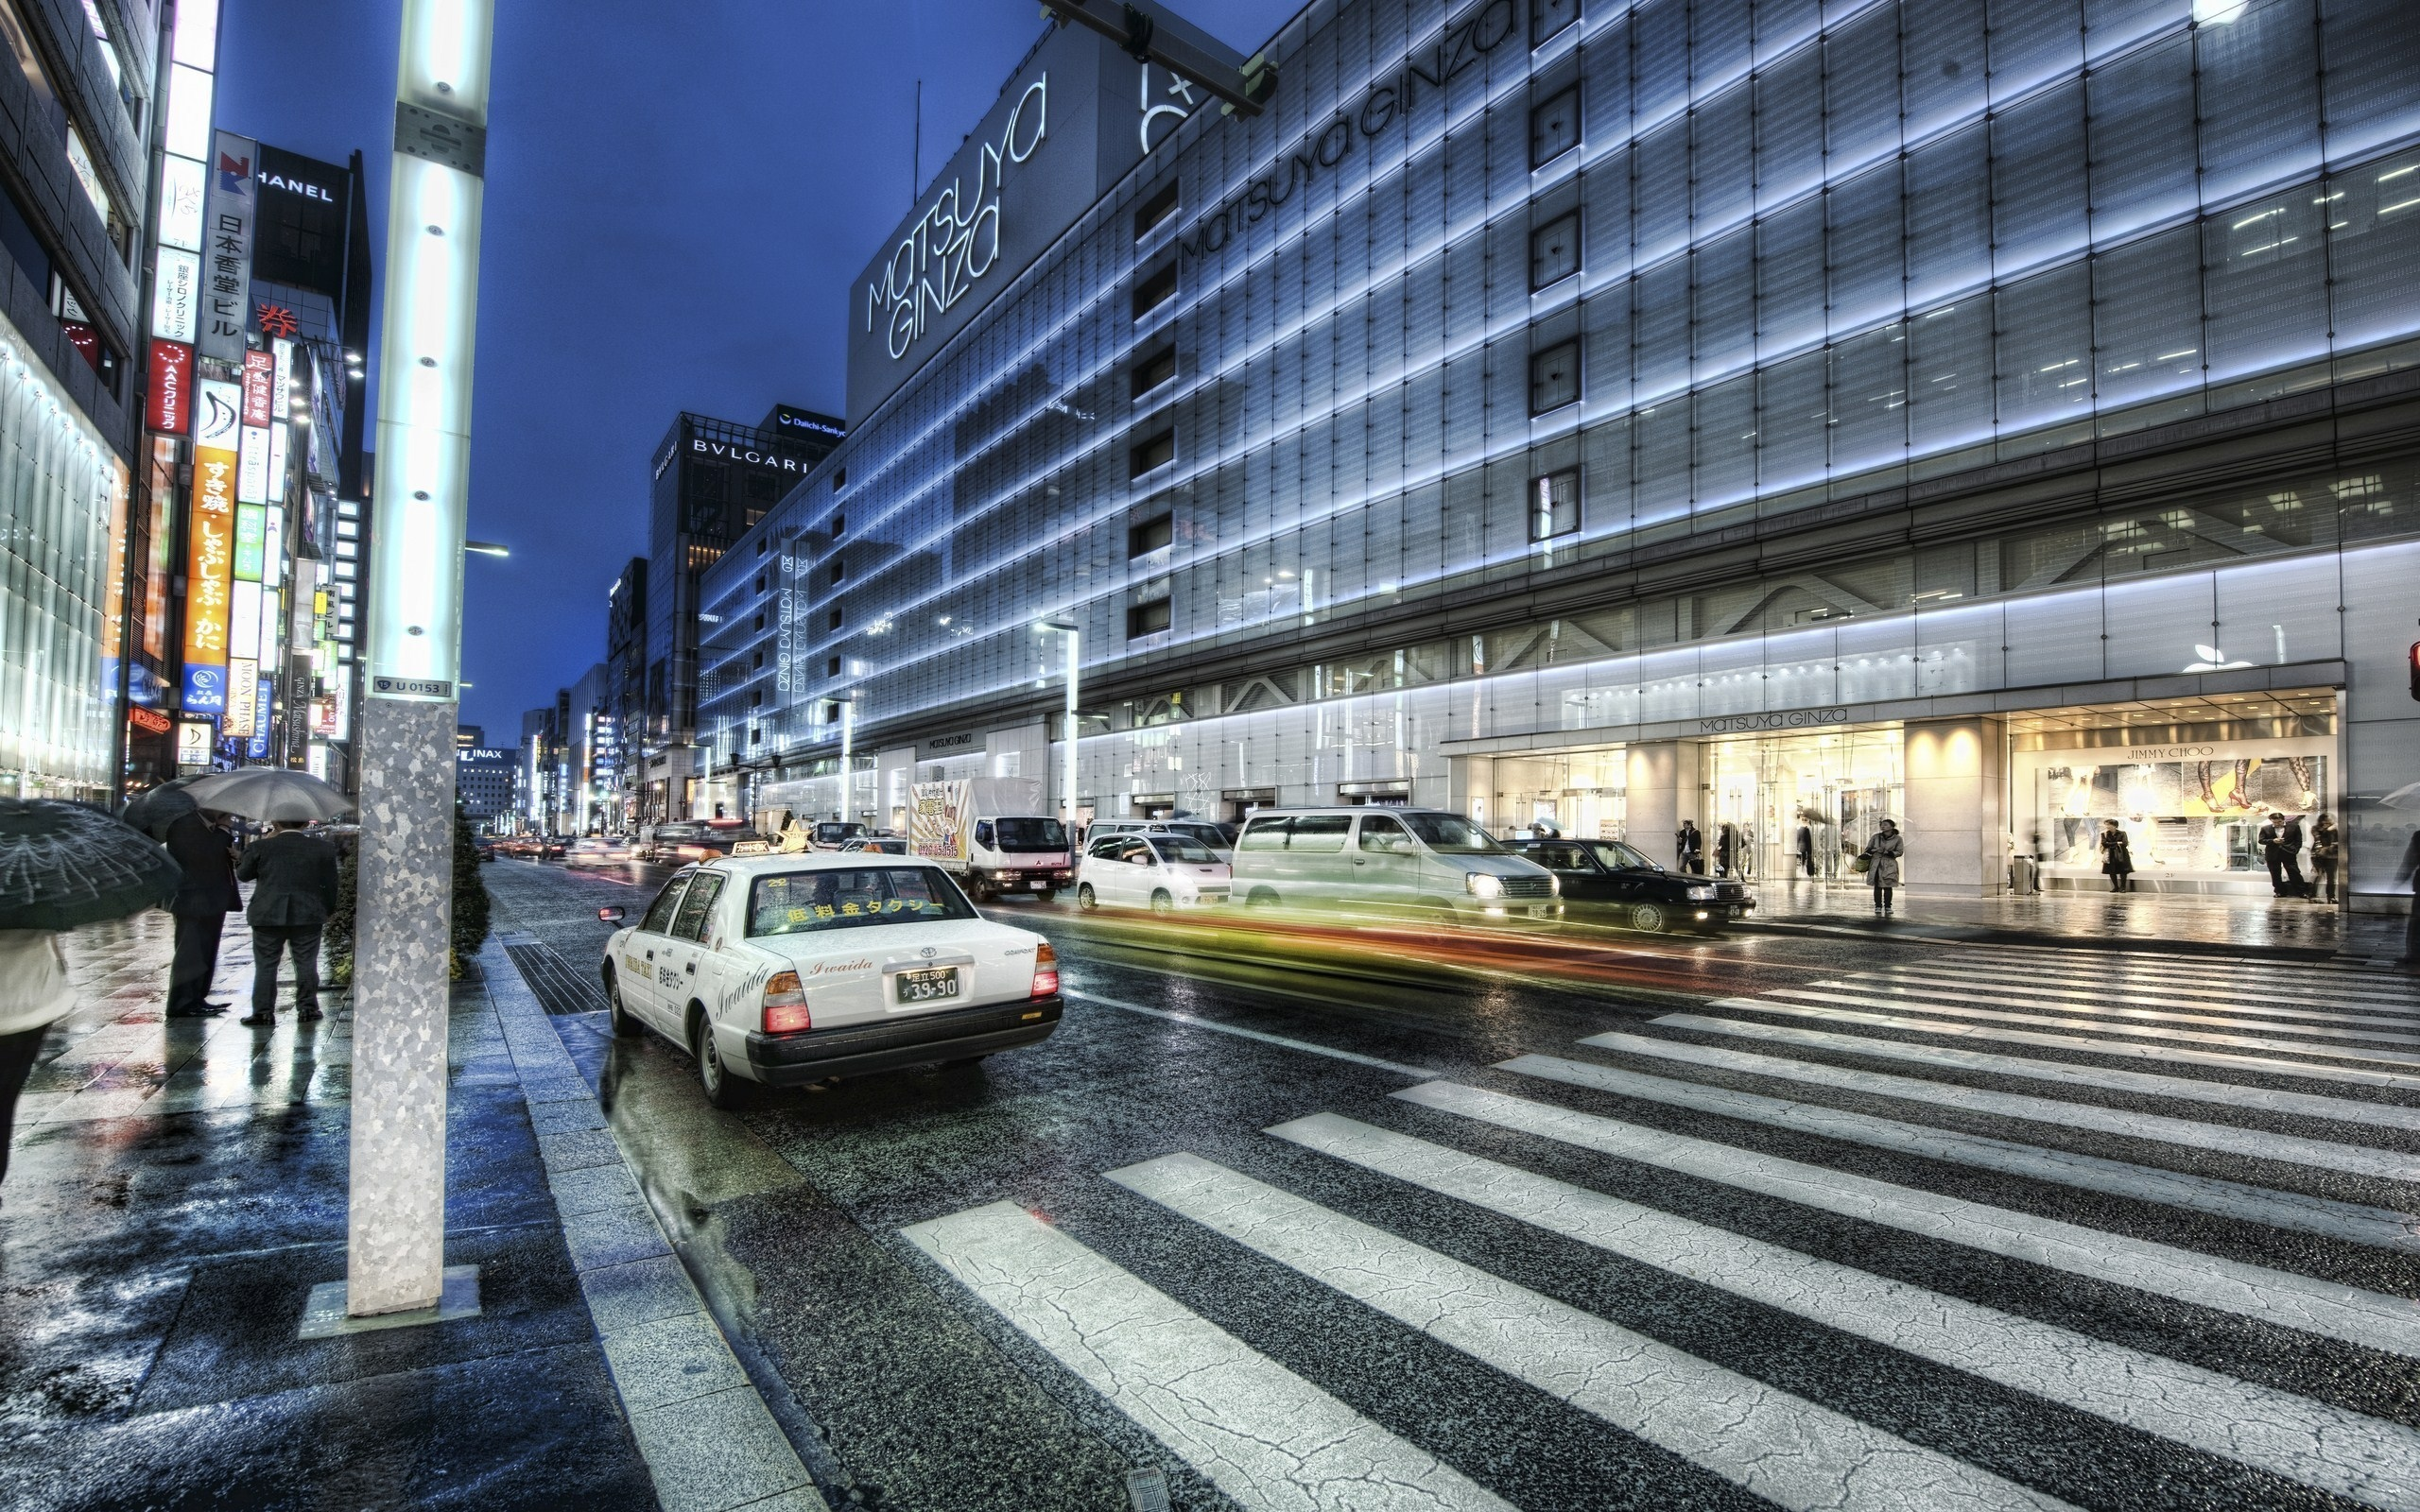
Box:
[216,0,1296,740]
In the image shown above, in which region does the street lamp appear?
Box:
[1041,618,1079,836]
[464,540,509,558]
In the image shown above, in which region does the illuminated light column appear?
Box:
[1044,618,1079,835]
[334,0,495,1327]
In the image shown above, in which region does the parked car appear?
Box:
[596,855,1063,1107]
[1083,817,1239,862]
[811,821,870,850]
[1502,837,1754,933]
[1076,832,1231,913]
[474,838,497,862]
[566,836,636,868]
[838,836,909,855]
[643,822,738,864]
[1227,807,1560,923]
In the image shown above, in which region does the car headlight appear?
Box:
[1685,885,1717,901]
[1465,872,1503,899]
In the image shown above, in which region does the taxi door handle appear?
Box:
[645,950,655,960]
[684,962,696,974]
[1352,857,1368,866]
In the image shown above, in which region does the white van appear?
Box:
[1227,807,1561,923]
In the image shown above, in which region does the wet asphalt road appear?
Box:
[483,858,2420,1512]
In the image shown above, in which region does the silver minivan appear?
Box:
[1227,807,1561,922]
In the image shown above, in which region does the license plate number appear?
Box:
[896,968,959,1004]
[1729,906,1744,919]
[1028,879,1049,890]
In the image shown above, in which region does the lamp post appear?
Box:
[1042,618,1079,836]
[838,694,854,821]
[319,0,496,1332]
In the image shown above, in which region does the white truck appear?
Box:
[908,777,1074,902]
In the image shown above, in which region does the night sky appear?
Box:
[214,0,1296,742]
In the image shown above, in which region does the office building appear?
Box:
[701,0,2420,908]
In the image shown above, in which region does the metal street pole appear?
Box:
[838,696,853,821]
[1043,619,1079,834]
[330,0,495,1327]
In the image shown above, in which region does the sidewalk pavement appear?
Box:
[0,909,660,1510]
[1734,876,2411,963]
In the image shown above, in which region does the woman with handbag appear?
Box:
[1861,819,1904,916]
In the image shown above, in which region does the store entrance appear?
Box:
[1704,728,1907,885]
[1487,748,1628,839]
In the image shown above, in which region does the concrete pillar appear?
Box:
[1625,740,1703,867]
[876,746,915,833]
[1447,755,1495,829]
[1903,715,2006,897]
[348,695,457,1314]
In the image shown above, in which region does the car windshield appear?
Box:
[1399,814,1503,853]
[1586,840,1660,870]
[1150,835,1223,864]
[994,817,1067,851]
[1169,823,1234,847]
[746,868,977,937]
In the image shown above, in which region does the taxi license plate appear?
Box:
[896,968,959,1005]
[1729,905,1745,919]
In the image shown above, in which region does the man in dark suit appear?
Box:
[164,809,240,1018]
[235,819,341,1026]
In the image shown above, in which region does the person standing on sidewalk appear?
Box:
[1863,819,1904,916]
[2310,814,2342,905]
[2099,819,2135,893]
[164,809,240,1018]
[2397,828,2419,967]
[234,819,340,1026]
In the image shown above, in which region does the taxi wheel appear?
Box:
[1078,884,1098,912]
[1630,902,1668,934]
[1150,890,1175,916]
[691,1010,752,1110]
[604,966,641,1039]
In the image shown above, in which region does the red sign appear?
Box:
[61,321,98,370]
[241,349,274,428]
[147,339,194,433]
[128,705,173,735]
[255,304,299,340]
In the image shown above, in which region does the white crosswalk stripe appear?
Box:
[1510,1048,2420,1251]
[1108,1152,2082,1512]
[1265,1113,2420,1509]
[1693,1002,2420,1088]
[1753,988,2420,1058]
[1904,952,2411,1000]
[1839,971,2420,1027]
[902,1200,1513,1512]
[1565,1028,2420,1184]
[1388,1080,2420,1348]
[1639,1014,2420,1129]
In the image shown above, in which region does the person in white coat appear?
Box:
[0,928,75,1197]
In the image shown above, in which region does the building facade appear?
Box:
[453,722,515,832]
[704,0,2420,908]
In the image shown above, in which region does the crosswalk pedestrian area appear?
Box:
[905,945,2420,1511]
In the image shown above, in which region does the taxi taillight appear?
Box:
[762,971,811,1034]
[1031,941,1059,999]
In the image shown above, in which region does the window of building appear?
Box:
[753,611,766,631]
[754,572,767,592]
[1532,0,1580,44]
[1530,85,1581,167]
[826,655,841,677]
[832,512,845,538]
[755,537,767,555]
[1530,468,1582,541]
[1132,263,1178,320]
[828,608,843,630]
[1131,345,1178,398]
[1129,511,1174,558]
[1134,180,1180,239]
[751,691,764,708]
[1530,211,1581,290]
[1127,599,1172,639]
[1130,428,1176,478]
[832,468,845,490]
[829,558,845,584]
[1530,339,1582,414]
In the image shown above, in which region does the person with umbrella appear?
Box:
[0,800,182,1199]
[162,805,241,1018]
[234,819,340,1025]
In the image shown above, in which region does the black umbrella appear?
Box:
[0,799,182,931]
[124,776,201,840]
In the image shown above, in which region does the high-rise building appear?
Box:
[702,0,2420,910]
[0,0,157,798]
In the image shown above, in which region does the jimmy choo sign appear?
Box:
[865,77,1048,365]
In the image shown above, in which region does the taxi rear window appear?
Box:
[746,868,977,936]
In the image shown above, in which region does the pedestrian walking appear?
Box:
[2310,814,2342,905]
[1677,819,1704,874]
[1796,823,1816,878]
[1716,823,1737,878]
[164,808,240,1018]
[234,819,341,1026]
[2398,829,2420,966]
[0,799,181,1202]
[1862,819,1904,916]
[2099,819,2135,893]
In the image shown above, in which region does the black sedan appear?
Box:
[1503,837,1754,933]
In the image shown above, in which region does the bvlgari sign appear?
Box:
[844,24,1151,427]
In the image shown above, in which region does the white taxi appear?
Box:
[1075,832,1231,913]
[596,853,1062,1107]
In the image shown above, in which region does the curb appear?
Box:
[483,936,827,1512]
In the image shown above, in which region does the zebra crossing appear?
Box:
[904,945,2420,1510]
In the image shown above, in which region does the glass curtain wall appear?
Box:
[0,312,130,799]
[1705,728,1906,884]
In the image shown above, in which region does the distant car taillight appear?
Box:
[1030,941,1059,998]
[762,971,811,1034]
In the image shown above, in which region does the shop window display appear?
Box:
[2027,749,2327,893]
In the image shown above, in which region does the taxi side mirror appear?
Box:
[598,906,625,923]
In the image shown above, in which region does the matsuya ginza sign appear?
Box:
[864,76,1047,365]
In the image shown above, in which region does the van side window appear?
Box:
[639,877,690,935]
[1357,816,1415,853]
[1236,817,1290,850]
[670,874,726,941]
[1287,816,1351,852]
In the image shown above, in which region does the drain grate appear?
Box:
[504,940,609,1017]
